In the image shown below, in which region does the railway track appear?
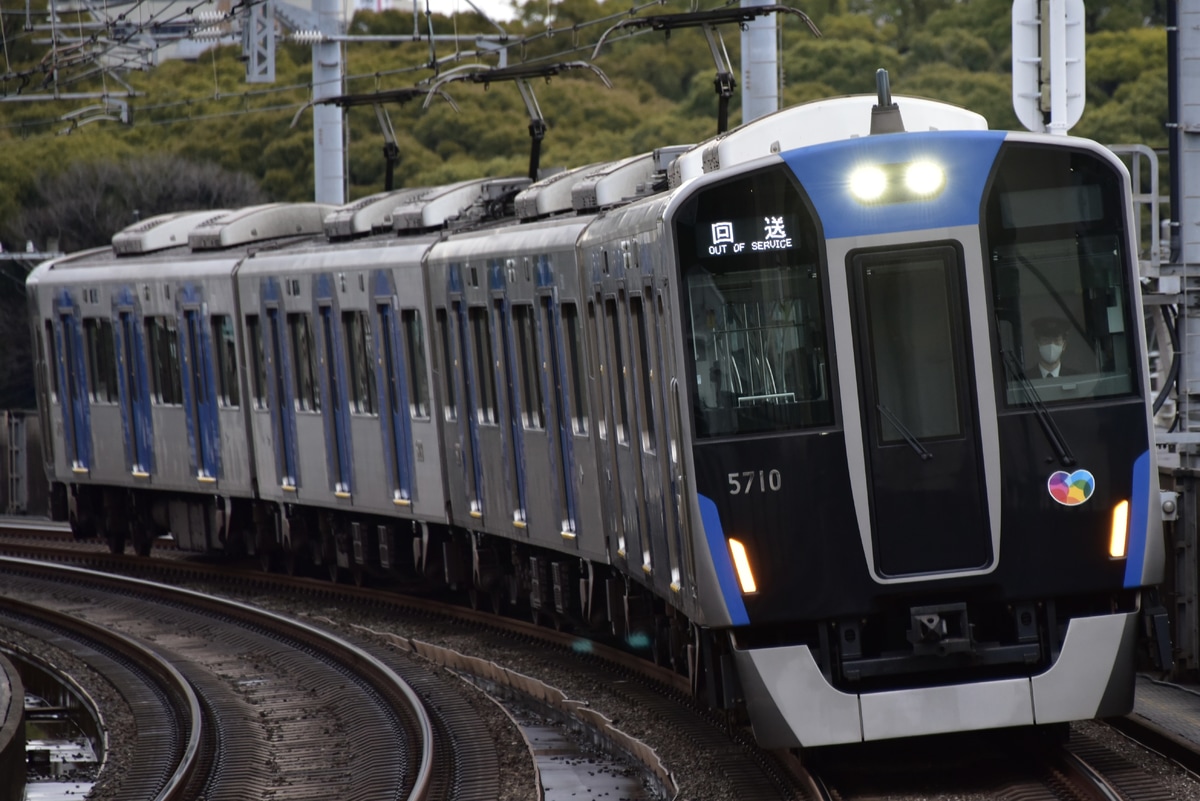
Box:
[1,593,205,799]
[793,718,1200,801]
[0,557,458,800]
[0,536,817,800]
[4,529,1200,801]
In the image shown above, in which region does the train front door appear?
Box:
[849,244,991,577]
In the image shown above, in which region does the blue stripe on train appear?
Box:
[781,130,1007,239]
[698,494,749,626]
[1125,450,1150,588]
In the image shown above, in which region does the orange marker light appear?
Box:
[728,538,758,594]
[1110,500,1129,559]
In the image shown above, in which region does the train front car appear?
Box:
[670,105,1163,746]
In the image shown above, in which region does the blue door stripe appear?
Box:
[56,292,91,470]
[179,295,221,479]
[114,297,155,474]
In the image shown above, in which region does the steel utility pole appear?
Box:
[313,0,346,204]
[741,0,779,124]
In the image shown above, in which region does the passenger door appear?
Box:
[263,288,300,491]
[375,297,414,506]
[541,295,578,543]
[181,300,220,482]
[55,293,91,473]
[114,296,154,477]
[315,286,352,497]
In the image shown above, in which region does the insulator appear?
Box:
[192,25,226,41]
[291,29,326,44]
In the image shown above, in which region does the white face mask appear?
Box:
[1039,343,1063,364]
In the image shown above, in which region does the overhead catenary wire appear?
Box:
[0,5,667,133]
[3,0,238,87]
[0,0,754,137]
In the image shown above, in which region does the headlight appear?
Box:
[848,160,947,204]
[904,161,944,196]
[849,165,888,201]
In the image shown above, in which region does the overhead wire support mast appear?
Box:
[592,4,820,134]
[423,61,613,182]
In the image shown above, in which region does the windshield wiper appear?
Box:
[1001,350,1076,467]
[877,404,933,461]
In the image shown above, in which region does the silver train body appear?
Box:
[27,94,1164,746]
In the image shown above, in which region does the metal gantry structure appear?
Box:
[1148,0,1200,676]
[4,0,799,202]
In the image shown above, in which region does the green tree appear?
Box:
[0,1,1173,230]
[7,154,264,253]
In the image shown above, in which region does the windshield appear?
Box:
[985,143,1139,406]
[674,166,834,438]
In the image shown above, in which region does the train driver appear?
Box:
[1026,316,1076,379]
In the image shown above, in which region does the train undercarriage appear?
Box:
[60,480,727,705]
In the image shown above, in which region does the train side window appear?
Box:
[561,302,588,435]
[469,306,498,424]
[211,315,240,408]
[44,320,58,400]
[287,312,320,412]
[244,314,268,409]
[145,316,183,406]
[435,308,457,421]
[83,318,119,404]
[343,310,377,415]
[401,309,430,420]
[630,295,656,452]
[514,304,545,430]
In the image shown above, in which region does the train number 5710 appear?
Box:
[728,470,782,495]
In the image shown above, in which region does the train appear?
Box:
[25,79,1165,747]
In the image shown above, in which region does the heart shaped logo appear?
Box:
[1047,469,1095,506]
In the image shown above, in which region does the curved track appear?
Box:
[0,557,442,800]
[1,594,205,799]
[6,530,1200,801]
